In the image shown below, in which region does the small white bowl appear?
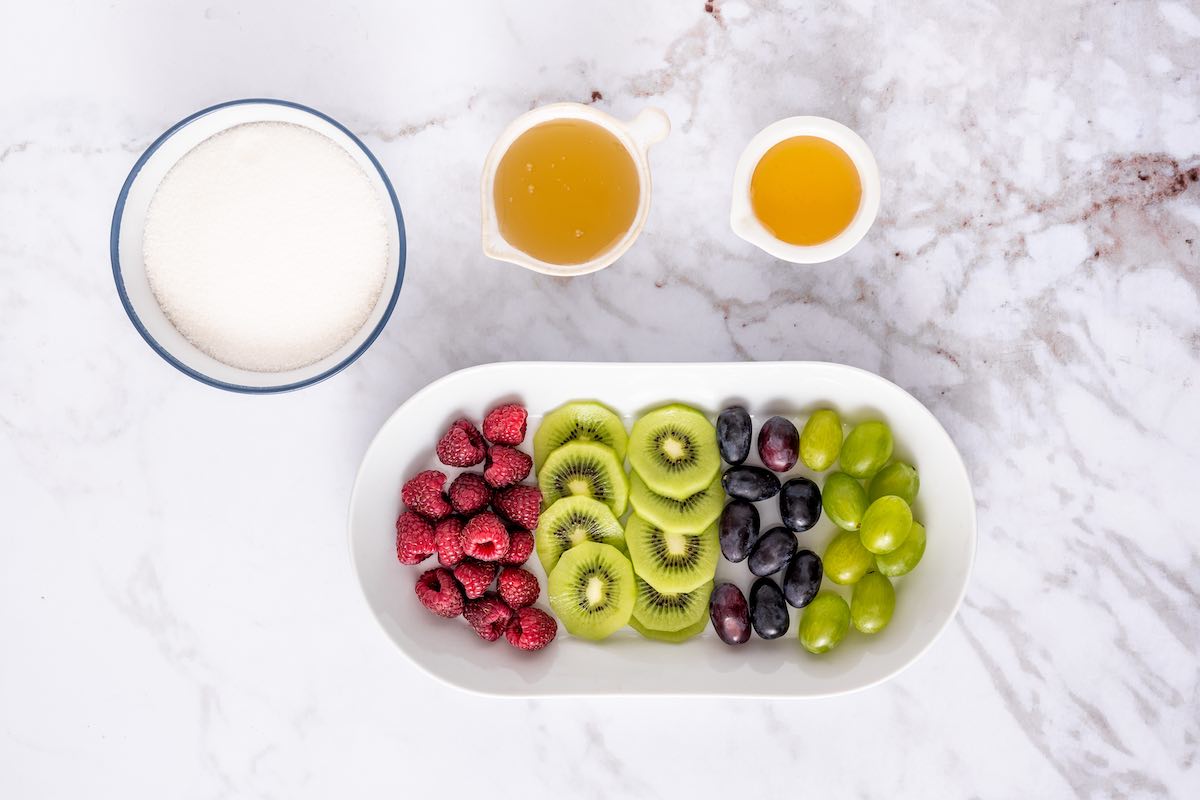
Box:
[730,116,880,264]
[111,99,406,393]
[480,103,670,277]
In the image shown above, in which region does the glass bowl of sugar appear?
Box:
[111,98,405,393]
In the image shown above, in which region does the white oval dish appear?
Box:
[730,116,881,264]
[111,99,406,393]
[349,361,976,698]
[480,103,670,277]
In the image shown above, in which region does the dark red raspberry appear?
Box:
[448,472,491,515]
[436,419,486,468]
[462,512,510,561]
[453,559,498,599]
[433,517,466,568]
[463,593,514,641]
[395,511,435,565]
[483,403,528,445]
[401,470,452,521]
[505,607,557,651]
[500,529,534,566]
[497,568,540,608]
[483,445,532,488]
[414,568,464,618]
[494,484,542,530]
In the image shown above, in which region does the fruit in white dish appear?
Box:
[799,592,850,654]
[534,496,626,574]
[875,521,926,578]
[547,541,635,640]
[716,406,752,465]
[533,401,627,472]
[859,495,913,555]
[799,409,842,471]
[757,415,799,472]
[537,441,629,516]
[625,514,719,594]
[839,420,894,479]
[628,404,721,500]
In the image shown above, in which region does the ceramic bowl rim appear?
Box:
[109,97,407,394]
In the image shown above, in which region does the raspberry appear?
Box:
[463,593,514,641]
[505,607,557,651]
[494,484,542,530]
[436,419,486,468]
[395,511,435,565]
[483,403,528,445]
[462,512,511,561]
[497,567,540,608]
[448,472,491,515]
[414,568,464,618]
[401,470,452,521]
[453,559,498,599]
[500,529,534,566]
[484,445,532,488]
[433,517,466,568]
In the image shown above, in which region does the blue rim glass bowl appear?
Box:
[110,98,406,393]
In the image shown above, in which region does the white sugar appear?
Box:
[143,121,389,373]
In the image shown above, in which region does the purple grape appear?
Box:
[783,549,822,608]
[719,500,760,562]
[709,582,751,645]
[748,526,798,577]
[779,477,822,532]
[749,577,790,639]
[758,416,799,472]
[722,465,781,501]
[717,406,753,465]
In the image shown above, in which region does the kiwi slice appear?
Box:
[629,613,709,643]
[535,496,627,574]
[628,404,720,500]
[548,541,635,640]
[625,514,719,593]
[629,471,724,534]
[534,401,629,473]
[538,441,629,516]
[633,577,712,632]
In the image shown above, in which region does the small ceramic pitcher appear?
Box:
[730,116,881,264]
[481,103,670,276]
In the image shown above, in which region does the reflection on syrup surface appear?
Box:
[494,119,639,266]
[750,136,862,246]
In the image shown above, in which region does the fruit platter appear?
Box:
[349,361,976,697]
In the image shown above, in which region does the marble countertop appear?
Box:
[2,1,1198,797]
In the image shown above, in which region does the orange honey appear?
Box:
[493,119,639,266]
[750,136,862,246]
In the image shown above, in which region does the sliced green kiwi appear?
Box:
[535,496,627,574]
[534,401,628,473]
[625,514,719,593]
[547,541,635,640]
[538,441,629,516]
[632,577,712,633]
[628,404,720,500]
[629,613,709,643]
[628,471,724,534]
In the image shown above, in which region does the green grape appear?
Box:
[851,571,895,634]
[839,421,894,479]
[875,521,926,577]
[823,530,875,585]
[799,592,851,654]
[868,461,919,506]
[822,471,868,531]
[799,409,843,471]
[859,495,913,554]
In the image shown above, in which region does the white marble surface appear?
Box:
[2,0,1198,796]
